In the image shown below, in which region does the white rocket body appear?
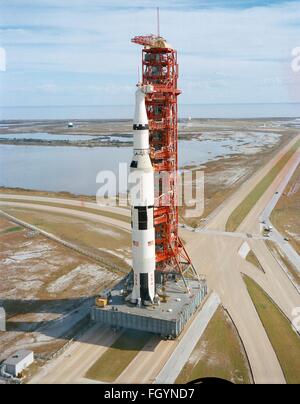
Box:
[130,86,156,304]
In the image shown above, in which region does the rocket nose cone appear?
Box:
[134,88,148,126]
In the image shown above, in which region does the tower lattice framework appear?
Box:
[132,36,199,286]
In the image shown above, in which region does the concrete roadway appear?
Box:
[116,167,300,386]
[114,292,220,384]
[182,134,300,384]
[259,151,300,272]
[195,228,266,240]
[204,135,300,231]
[154,292,221,384]
[0,194,131,217]
[2,135,300,384]
[29,324,122,384]
[0,201,131,233]
[28,296,218,385]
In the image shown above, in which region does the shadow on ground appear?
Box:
[0,297,156,352]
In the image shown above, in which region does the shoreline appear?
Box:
[0,118,300,148]
[0,130,294,224]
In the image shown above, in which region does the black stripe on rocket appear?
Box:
[131,206,154,230]
[133,124,149,130]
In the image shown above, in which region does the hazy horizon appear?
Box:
[1,103,299,120]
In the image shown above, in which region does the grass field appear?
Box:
[85,330,151,382]
[244,274,300,384]
[176,307,252,384]
[226,140,300,232]
[0,225,23,234]
[246,250,265,273]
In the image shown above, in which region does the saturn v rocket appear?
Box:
[130,84,156,305]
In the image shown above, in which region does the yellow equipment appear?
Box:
[95,297,107,308]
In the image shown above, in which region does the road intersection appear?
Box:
[1,135,299,384]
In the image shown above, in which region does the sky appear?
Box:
[0,0,300,107]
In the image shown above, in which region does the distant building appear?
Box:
[0,307,5,332]
[68,122,74,128]
[3,350,34,377]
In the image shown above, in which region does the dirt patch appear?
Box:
[0,207,131,271]
[0,216,122,373]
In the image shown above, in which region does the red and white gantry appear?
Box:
[132,35,198,287]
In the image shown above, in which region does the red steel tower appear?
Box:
[132,35,199,288]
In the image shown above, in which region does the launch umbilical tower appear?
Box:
[131,35,199,288]
[91,29,207,338]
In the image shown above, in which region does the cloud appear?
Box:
[1,0,300,107]
[2,0,299,10]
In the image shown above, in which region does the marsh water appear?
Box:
[0,131,283,196]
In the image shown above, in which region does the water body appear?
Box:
[0,132,281,196]
[1,103,300,120]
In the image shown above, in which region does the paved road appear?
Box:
[0,194,131,217]
[184,233,287,384]
[195,228,266,240]
[259,151,300,272]
[115,336,176,384]
[181,134,300,384]
[204,135,300,231]
[5,135,300,384]
[0,201,130,233]
[154,293,220,384]
[115,293,220,384]
[118,133,298,384]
